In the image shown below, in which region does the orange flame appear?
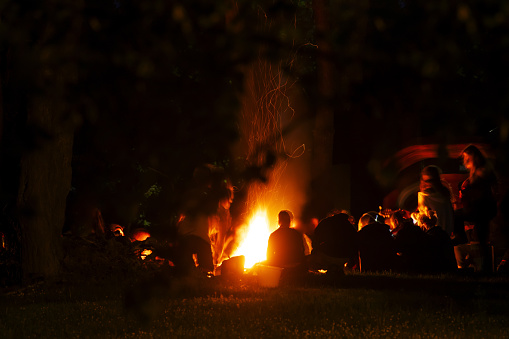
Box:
[232,209,273,269]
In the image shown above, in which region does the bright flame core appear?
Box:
[232,209,272,269]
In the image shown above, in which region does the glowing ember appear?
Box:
[232,209,272,269]
[140,249,152,260]
[131,228,150,242]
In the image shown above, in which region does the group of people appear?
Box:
[265,144,502,275]
[265,207,457,275]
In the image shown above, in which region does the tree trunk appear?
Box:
[17,99,74,282]
[310,0,335,217]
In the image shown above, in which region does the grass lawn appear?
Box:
[2,268,509,338]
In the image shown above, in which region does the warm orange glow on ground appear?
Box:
[232,209,272,269]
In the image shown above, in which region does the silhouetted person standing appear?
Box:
[456,145,498,273]
[266,210,305,267]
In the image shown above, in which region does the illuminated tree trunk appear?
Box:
[17,99,74,282]
[310,0,335,217]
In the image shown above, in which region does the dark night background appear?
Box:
[0,0,508,284]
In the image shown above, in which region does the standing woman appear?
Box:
[458,145,498,272]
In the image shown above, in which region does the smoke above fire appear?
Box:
[220,59,313,268]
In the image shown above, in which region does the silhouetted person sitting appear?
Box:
[310,212,358,271]
[266,210,305,268]
[418,210,457,274]
[392,211,430,274]
[357,212,397,272]
[386,209,414,236]
[176,214,214,274]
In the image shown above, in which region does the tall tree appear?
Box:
[308,0,335,217]
[0,1,81,282]
[17,99,74,281]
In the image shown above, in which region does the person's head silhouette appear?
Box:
[278,210,292,228]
